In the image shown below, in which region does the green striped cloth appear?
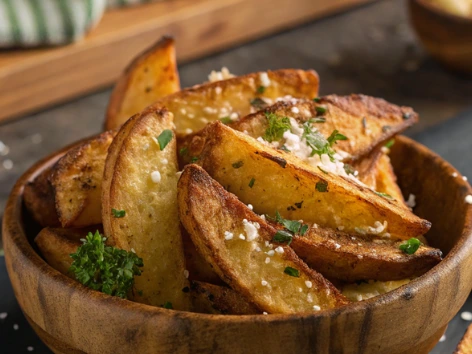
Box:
[0,0,163,47]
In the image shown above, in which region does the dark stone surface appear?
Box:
[0,0,471,352]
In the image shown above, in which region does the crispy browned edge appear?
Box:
[178,164,349,310]
[24,166,59,227]
[102,105,172,248]
[290,226,442,282]
[49,130,116,227]
[104,36,179,130]
[190,281,260,315]
[455,324,472,354]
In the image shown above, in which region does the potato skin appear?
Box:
[178,164,348,314]
[102,106,191,310]
[185,121,431,240]
[105,36,180,130]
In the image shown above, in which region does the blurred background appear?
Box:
[0,0,471,352]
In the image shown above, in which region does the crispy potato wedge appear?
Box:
[35,226,102,276]
[178,164,349,313]
[228,95,417,161]
[190,281,260,315]
[102,106,190,310]
[375,152,406,205]
[290,226,441,282]
[354,148,383,189]
[185,121,431,240]
[153,69,319,136]
[456,324,472,354]
[181,227,223,285]
[342,279,412,302]
[51,130,116,227]
[105,37,180,130]
[24,166,60,227]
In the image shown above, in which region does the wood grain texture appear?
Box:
[2,135,472,353]
[0,0,371,123]
[409,0,472,74]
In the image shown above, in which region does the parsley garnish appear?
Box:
[157,129,173,150]
[232,161,244,169]
[284,267,300,277]
[163,301,173,309]
[179,147,188,156]
[272,230,293,245]
[315,106,327,115]
[280,145,291,152]
[399,238,421,255]
[302,121,347,160]
[220,116,232,124]
[299,224,309,236]
[385,139,395,149]
[257,86,266,94]
[263,112,291,142]
[313,97,321,103]
[327,130,348,145]
[69,231,143,299]
[316,181,328,192]
[312,117,326,123]
[343,164,355,175]
[275,211,308,235]
[317,166,329,174]
[375,191,393,199]
[249,178,255,188]
[191,156,199,163]
[112,208,126,218]
[250,98,268,110]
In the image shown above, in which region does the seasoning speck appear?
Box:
[0,141,9,156]
[452,172,458,177]
[0,312,7,320]
[183,270,189,279]
[461,311,472,321]
[465,195,472,204]
[27,347,34,352]
[313,305,321,311]
[13,324,19,330]
[439,334,446,342]
[3,159,13,170]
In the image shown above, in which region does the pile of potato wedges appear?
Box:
[26,37,442,314]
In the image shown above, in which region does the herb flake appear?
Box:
[315,106,327,115]
[250,97,267,110]
[163,301,173,309]
[263,112,291,142]
[257,86,266,94]
[375,191,394,199]
[249,178,255,188]
[284,267,300,277]
[232,161,244,169]
[112,209,126,218]
[385,139,395,149]
[179,147,188,156]
[272,230,293,245]
[316,181,328,192]
[399,238,421,255]
[157,129,173,150]
[219,116,232,124]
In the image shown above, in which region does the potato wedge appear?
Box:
[35,226,102,276]
[228,95,417,161]
[51,130,116,227]
[178,164,349,313]
[190,281,260,315]
[105,36,180,130]
[24,166,60,227]
[181,227,223,285]
[456,324,472,354]
[102,106,190,310]
[185,121,431,240]
[290,225,441,282]
[154,69,319,136]
[342,279,412,302]
[375,152,406,205]
[354,148,383,189]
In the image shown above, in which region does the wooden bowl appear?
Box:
[3,136,472,354]
[409,0,472,74]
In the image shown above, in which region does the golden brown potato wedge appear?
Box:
[354,148,383,189]
[456,324,472,354]
[51,130,116,227]
[178,164,349,313]
[181,227,223,285]
[342,279,412,302]
[154,69,319,136]
[228,95,417,162]
[190,281,260,315]
[185,121,431,240]
[102,106,190,310]
[35,226,102,276]
[290,225,441,282]
[375,152,406,205]
[24,166,60,227]
[105,36,180,130]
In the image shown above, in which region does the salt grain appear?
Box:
[439,334,446,342]
[183,270,189,279]
[461,311,472,321]
[465,195,472,205]
[13,324,19,330]
[313,305,321,311]
[0,312,7,320]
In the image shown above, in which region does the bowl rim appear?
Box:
[412,0,472,23]
[3,134,472,323]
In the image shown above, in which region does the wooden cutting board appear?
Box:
[0,0,372,123]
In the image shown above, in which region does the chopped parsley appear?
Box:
[313,97,321,103]
[191,156,200,163]
[272,230,293,245]
[302,121,347,160]
[219,116,232,124]
[163,301,173,309]
[179,147,188,156]
[284,267,300,277]
[249,178,255,188]
[250,97,268,110]
[232,160,244,169]
[327,130,348,146]
[69,231,143,299]
[280,145,291,152]
[312,117,326,123]
[385,139,395,149]
[263,112,291,142]
[315,106,327,115]
[399,237,421,255]
[157,129,173,150]
[343,164,355,175]
[271,211,309,239]
[318,166,329,174]
[375,191,393,199]
[316,181,328,192]
[112,208,126,218]
[257,85,266,94]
